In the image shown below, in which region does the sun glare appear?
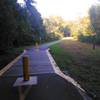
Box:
[35,0,99,20]
[17,0,99,20]
[17,0,24,4]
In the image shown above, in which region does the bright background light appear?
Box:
[17,0,24,3]
[17,0,99,20]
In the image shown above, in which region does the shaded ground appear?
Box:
[0,43,83,100]
[50,39,100,100]
[4,48,54,76]
[0,48,24,70]
[0,74,83,100]
[0,40,61,70]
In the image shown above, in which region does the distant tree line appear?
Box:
[1,0,100,53]
[0,0,46,53]
[43,16,70,41]
[42,2,100,46]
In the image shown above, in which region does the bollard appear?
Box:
[22,56,30,81]
[35,42,39,49]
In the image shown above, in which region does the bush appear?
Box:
[96,36,100,44]
[13,34,34,47]
[78,34,93,43]
[78,34,100,45]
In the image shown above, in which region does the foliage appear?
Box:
[43,16,91,40]
[43,16,71,41]
[0,0,18,51]
[24,0,46,39]
[78,34,94,43]
[89,5,100,34]
[78,4,100,44]
[78,16,91,35]
[66,17,91,38]
[0,0,46,52]
[0,46,24,70]
[78,34,100,44]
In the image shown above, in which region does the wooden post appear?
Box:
[23,56,29,81]
[35,42,40,51]
[92,34,96,50]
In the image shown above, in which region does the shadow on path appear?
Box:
[0,39,83,100]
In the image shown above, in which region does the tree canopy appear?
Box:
[89,4,100,35]
[43,16,70,40]
[0,0,45,52]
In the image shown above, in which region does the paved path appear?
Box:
[4,48,54,76]
[0,41,84,100]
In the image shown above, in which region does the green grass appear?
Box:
[50,44,73,70]
[50,39,100,100]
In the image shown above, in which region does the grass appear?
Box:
[50,44,73,70]
[0,47,24,70]
[50,39,100,100]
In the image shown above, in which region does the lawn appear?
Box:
[50,39,100,100]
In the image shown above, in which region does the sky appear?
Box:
[18,0,99,20]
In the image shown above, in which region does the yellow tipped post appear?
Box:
[35,42,40,52]
[35,42,39,49]
[23,56,30,81]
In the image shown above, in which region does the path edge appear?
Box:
[46,49,92,100]
[0,50,26,76]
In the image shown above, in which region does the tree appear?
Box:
[78,16,91,36]
[43,16,70,40]
[89,4,100,36]
[89,4,100,48]
[0,0,46,52]
[24,0,46,42]
[0,0,18,52]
